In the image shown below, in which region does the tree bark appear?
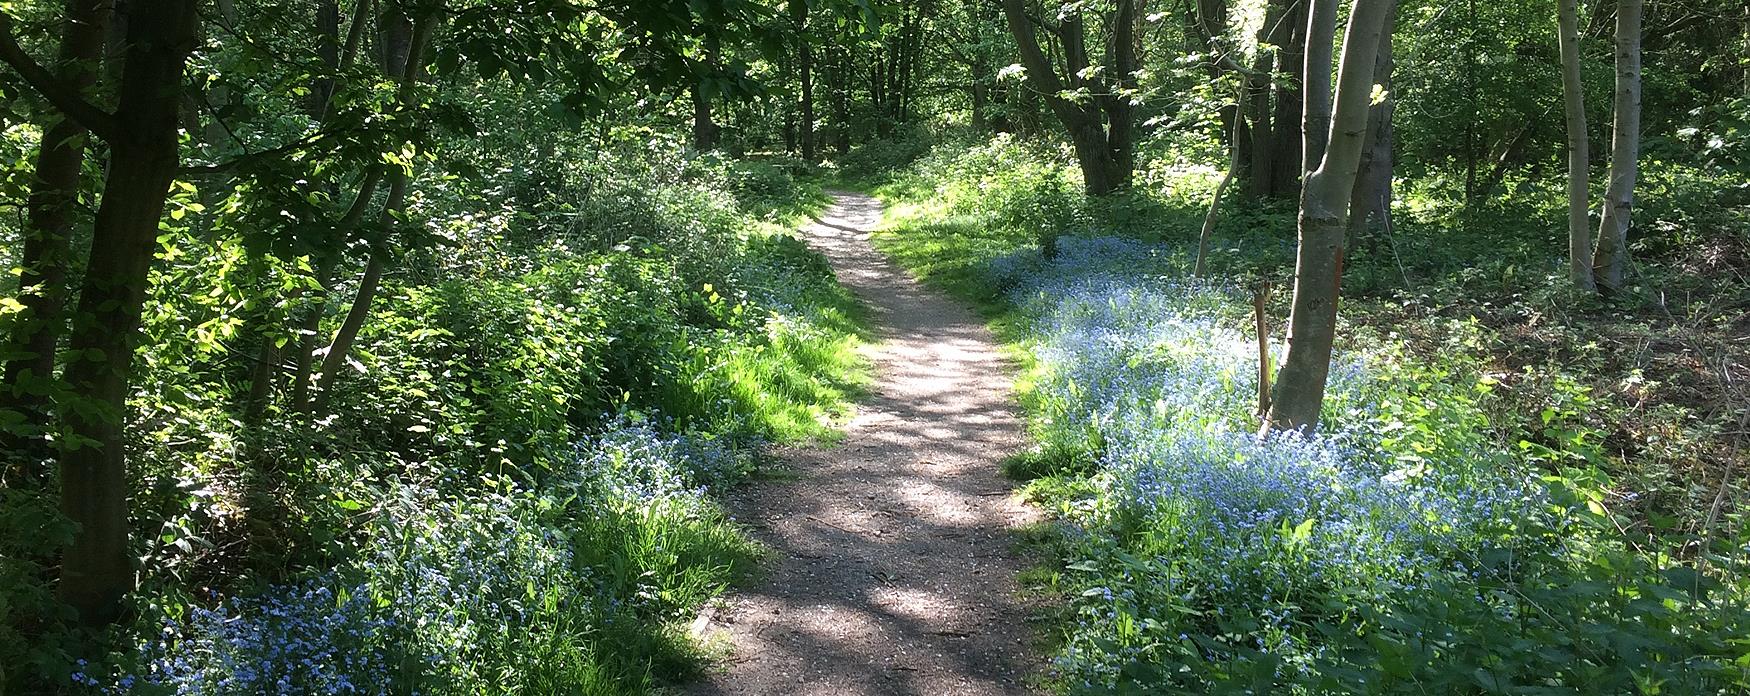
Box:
[1267,0,1307,193]
[1000,0,1135,196]
[311,226,390,413]
[247,0,367,423]
[0,0,111,458]
[1242,0,1279,197]
[1592,0,1640,293]
[692,37,721,151]
[794,0,815,162]
[833,46,851,155]
[692,82,719,150]
[1195,90,1244,278]
[52,0,200,626]
[287,251,343,415]
[1301,0,1338,171]
[1263,0,1392,434]
[1346,0,1396,247]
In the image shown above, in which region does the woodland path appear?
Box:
[687,192,1041,695]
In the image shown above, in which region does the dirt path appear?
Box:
[687,192,1041,695]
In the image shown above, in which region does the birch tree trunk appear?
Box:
[1262,0,1393,433]
[1592,0,1641,293]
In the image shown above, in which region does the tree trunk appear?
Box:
[798,41,815,161]
[1196,89,1245,277]
[692,36,721,151]
[833,46,851,155]
[55,0,200,626]
[691,82,719,150]
[287,152,381,413]
[312,13,431,413]
[247,0,365,423]
[1000,0,1134,196]
[1262,0,1392,434]
[1301,0,1338,171]
[1267,0,1307,194]
[1243,0,1280,197]
[1461,0,1479,208]
[0,0,111,460]
[1346,0,1396,247]
[1592,0,1640,293]
[311,230,389,413]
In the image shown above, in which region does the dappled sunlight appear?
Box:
[691,193,1038,696]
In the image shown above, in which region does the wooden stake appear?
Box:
[1255,282,1272,417]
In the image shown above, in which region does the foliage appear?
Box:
[0,123,866,693]
[874,138,1750,694]
[78,422,758,695]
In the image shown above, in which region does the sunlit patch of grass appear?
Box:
[568,498,766,690]
[679,252,873,443]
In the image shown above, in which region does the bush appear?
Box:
[837,135,932,181]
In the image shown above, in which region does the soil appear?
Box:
[686,192,1043,696]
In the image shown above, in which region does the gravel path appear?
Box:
[687,192,1041,696]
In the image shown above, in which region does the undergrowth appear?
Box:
[873,135,1750,694]
[0,139,869,694]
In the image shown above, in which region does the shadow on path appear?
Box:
[686,192,1041,696]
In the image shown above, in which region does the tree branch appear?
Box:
[0,13,120,141]
[178,129,349,177]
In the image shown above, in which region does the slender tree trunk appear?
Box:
[783,80,797,154]
[0,0,111,459]
[1301,0,1338,171]
[1267,0,1307,194]
[1196,89,1245,277]
[276,0,375,420]
[311,14,431,413]
[833,46,851,155]
[970,1,989,131]
[1592,0,1641,293]
[287,253,341,415]
[1263,0,1392,434]
[798,40,815,160]
[311,226,390,413]
[1346,0,1396,247]
[55,0,200,626]
[1461,0,1479,207]
[1243,0,1280,197]
[247,0,363,423]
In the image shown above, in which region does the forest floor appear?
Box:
[686,192,1042,695]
